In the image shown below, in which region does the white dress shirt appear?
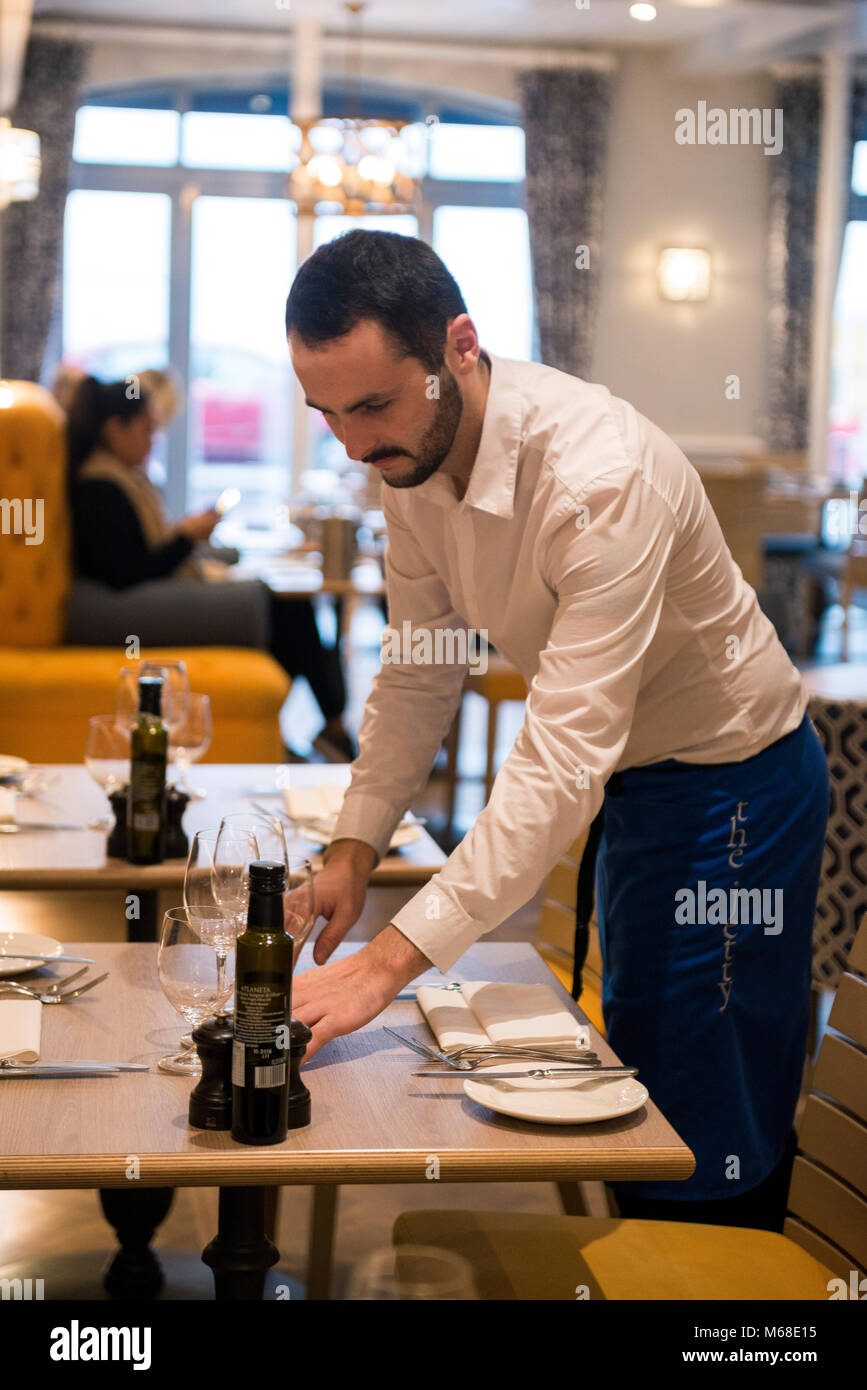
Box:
[332,352,809,973]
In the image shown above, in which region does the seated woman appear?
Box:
[65,373,355,761]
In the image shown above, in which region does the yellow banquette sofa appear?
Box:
[0,381,289,762]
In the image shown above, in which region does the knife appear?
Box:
[0,822,89,831]
[412,1066,638,1079]
[0,953,96,964]
[0,1060,148,1074]
[0,1066,120,1078]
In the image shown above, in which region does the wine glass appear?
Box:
[218,811,289,869]
[284,857,315,966]
[185,827,255,1024]
[84,715,130,829]
[345,1246,477,1300]
[116,662,190,739]
[171,693,212,799]
[157,907,235,1074]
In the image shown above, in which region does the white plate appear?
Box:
[0,755,29,778]
[0,932,63,976]
[464,1059,648,1125]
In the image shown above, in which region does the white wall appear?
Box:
[594,50,772,453]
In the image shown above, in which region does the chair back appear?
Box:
[784,914,867,1282]
[538,833,605,1034]
[0,381,71,646]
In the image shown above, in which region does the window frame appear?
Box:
[63,87,528,513]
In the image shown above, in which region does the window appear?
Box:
[433,205,533,361]
[63,91,532,524]
[187,196,298,534]
[73,106,180,166]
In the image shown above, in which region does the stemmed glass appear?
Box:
[216,814,316,965]
[156,907,236,1074]
[185,827,256,1027]
[116,661,190,740]
[171,693,212,799]
[84,714,131,829]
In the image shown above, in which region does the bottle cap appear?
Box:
[138,676,163,716]
[248,860,286,894]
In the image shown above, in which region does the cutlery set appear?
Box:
[0,965,133,1078]
[384,1026,635,1079]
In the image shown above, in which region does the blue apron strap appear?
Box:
[571,799,607,1001]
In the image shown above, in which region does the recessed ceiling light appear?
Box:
[630,3,658,20]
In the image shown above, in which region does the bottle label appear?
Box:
[233,974,289,1089]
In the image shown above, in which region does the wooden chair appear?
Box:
[537,833,605,1038]
[839,539,867,662]
[392,920,867,1299]
[442,658,528,825]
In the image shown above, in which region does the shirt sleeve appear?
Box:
[389,463,678,973]
[330,491,471,859]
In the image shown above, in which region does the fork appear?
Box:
[0,973,109,1005]
[385,1027,602,1073]
[443,1043,599,1063]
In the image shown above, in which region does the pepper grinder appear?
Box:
[287,1019,312,1129]
[188,1014,234,1130]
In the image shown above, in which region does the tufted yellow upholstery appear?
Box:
[0,381,289,762]
[0,380,70,645]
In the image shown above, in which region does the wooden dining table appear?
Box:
[0,763,446,938]
[0,939,694,1299]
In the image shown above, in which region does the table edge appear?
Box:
[0,1146,696,1188]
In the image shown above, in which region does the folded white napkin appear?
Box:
[416,981,590,1052]
[0,788,17,824]
[0,999,42,1062]
[282,783,346,822]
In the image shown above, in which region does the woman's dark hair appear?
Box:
[66,375,150,476]
[285,230,468,373]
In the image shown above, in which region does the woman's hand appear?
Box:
[177,508,221,542]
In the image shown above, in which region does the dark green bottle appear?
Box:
[231,861,293,1145]
[126,676,167,865]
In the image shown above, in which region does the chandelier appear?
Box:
[286,3,420,216]
[0,118,40,209]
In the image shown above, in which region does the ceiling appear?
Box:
[27,0,864,50]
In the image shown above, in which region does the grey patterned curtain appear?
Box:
[519,68,612,381]
[764,76,821,450]
[1,36,87,382]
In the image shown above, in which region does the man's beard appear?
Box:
[380,364,463,489]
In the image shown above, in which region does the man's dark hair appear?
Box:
[285,229,467,373]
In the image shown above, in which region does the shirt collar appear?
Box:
[412,351,523,518]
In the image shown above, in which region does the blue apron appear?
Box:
[593,712,829,1202]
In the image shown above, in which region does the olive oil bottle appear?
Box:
[232,861,293,1145]
[127,676,167,865]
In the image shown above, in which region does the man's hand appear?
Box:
[289,837,378,965]
[292,924,431,1062]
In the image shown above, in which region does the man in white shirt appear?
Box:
[287,230,828,1227]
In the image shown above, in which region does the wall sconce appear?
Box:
[0,117,41,209]
[657,247,712,302]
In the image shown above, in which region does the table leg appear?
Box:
[202,1186,279,1300]
[126,887,159,942]
[99,1187,175,1298]
[306,1183,339,1300]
